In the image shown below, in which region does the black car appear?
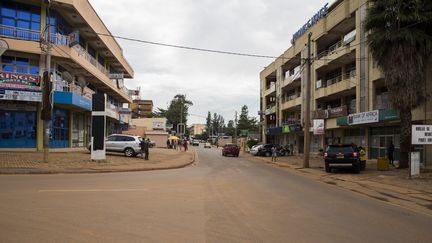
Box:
[256,144,290,157]
[324,144,364,173]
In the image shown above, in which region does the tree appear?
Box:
[365,0,432,168]
[225,120,236,136]
[152,108,167,118]
[206,111,212,136]
[237,105,259,134]
[156,94,193,134]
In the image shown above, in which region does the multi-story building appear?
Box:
[188,124,206,137]
[131,99,153,119]
[0,0,134,150]
[260,0,432,163]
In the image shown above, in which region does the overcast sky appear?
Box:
[91,0,327,124]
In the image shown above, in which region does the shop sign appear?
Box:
[0,89,42,102]
[282,125,290,133]
[266,127,282,135]
[313,119,325,135]
[68,30,79,47]
[0,72,41,91]
[291,3,329,44]
[289,124,303,132]
[411,125,432,144]
[348,110,379,125]
[152,121,165,130]
[314,106,347,119]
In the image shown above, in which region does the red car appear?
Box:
[222,144,240,157]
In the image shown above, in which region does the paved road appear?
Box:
[1,146,431,242]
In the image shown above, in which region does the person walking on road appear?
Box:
[141,138,149,160]
[271,146,277,162]
[183,139,188,151]
[387,142,395,167]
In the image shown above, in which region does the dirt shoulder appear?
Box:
[0,148,195,174]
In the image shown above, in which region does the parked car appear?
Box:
[88,134,142,157]
[191,140,200,146]
[222,144,240,157]
[324,144,363,173]
[204,142,211,148]
[256,144,290,157]
[250,144,261,155]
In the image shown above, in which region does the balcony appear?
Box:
[315,41,355,70]
[281,96,302,110]
[106,103,120,120]
[315,71,356,99]
[0,25,131,103]
[263,83,276,97]
[0,24,69,46]
[265,106,276,115]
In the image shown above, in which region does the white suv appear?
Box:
[89,134,143,157]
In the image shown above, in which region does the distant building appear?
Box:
[128,118,168,147]
[189,124,206,137]
[131,100,153,118]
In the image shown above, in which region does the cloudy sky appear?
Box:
[91,0,327,124]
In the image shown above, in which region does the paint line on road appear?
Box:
[38,188,149,193]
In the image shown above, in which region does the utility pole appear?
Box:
[303,32,312,168]
[234,111,238,144]
[43,1,52,163]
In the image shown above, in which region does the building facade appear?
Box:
[260,0,432,164]
[131,99,153,119]
[0,0,134,150]
[189,124,206,137]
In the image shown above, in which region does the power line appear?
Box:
[92,31,280,59]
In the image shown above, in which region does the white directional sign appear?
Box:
[412,125,432,144]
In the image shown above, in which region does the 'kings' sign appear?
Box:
[0,72,41,90]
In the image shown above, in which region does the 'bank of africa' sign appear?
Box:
[0,72,41,90]
[291,3,329,44]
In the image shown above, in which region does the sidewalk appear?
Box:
[0,148,195,174]
[241,151,432,216]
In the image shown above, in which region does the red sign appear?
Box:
[0,72,41,91]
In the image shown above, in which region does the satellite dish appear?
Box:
[77,76,87,88]
[0,39,9,56]
[61,71,74,83]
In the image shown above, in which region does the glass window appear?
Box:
[29,66,39,75]
[1,7,15,18]
[1,17,15,26]
[31,13,40,22]
[0,111,36,148]
[17,10,31,20]
[88,46,96,58]
[2,65,14,72]
[2,56,14,63]
[15,57,29,65]
[98,56,105,66]
[31,22,40,31]
[16,66,28,74]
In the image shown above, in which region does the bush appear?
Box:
[246,139,258,149]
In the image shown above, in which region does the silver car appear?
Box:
[89,134,143,157]
[250,144,262,156]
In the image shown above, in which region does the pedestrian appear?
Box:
[183,139,188,151]
[166,139,170,149]
[271,146,277,162]
[387,142,395,167]
[140,138,149,160]
[178,139,182,151]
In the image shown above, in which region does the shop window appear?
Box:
[1,55,38,75]
[0,111,36,148]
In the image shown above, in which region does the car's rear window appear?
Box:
[327,146,354,153]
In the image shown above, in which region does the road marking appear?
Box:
[38,188,149,193]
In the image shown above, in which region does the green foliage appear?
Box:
[365,0,432,166]
[237,105,258,133]
[246,139,258,149]
[155,94,193,133]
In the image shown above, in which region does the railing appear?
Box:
[326,74,343,86]
[284,93,299,102]
[317,40,343,60]
[72,44,110,77]
[344,69,356,79]
[0,24,69,45]
[53,78,95,100]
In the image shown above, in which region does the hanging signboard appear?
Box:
[0,72,41,90]
[313,119,325,135]
[411,125,432,144]
[348,110,379,125]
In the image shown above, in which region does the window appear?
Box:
[0,111,36,148]
[1,55,38,75]
[0,1,41,32]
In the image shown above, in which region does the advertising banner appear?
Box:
[0,72,40,91]
[412,125,432,144]
[313,119,325,135]
[348,110,379,125]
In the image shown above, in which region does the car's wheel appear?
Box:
[325,162,331,173]
[124,148,135,157]
[353,161,361,174]
[265,151,271,157]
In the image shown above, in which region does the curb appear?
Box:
[0,150,196,175]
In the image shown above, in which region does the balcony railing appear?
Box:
[72,45,110,77]
[317,40,343,60]
[53,78,95,100]
[0,24,69,46]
